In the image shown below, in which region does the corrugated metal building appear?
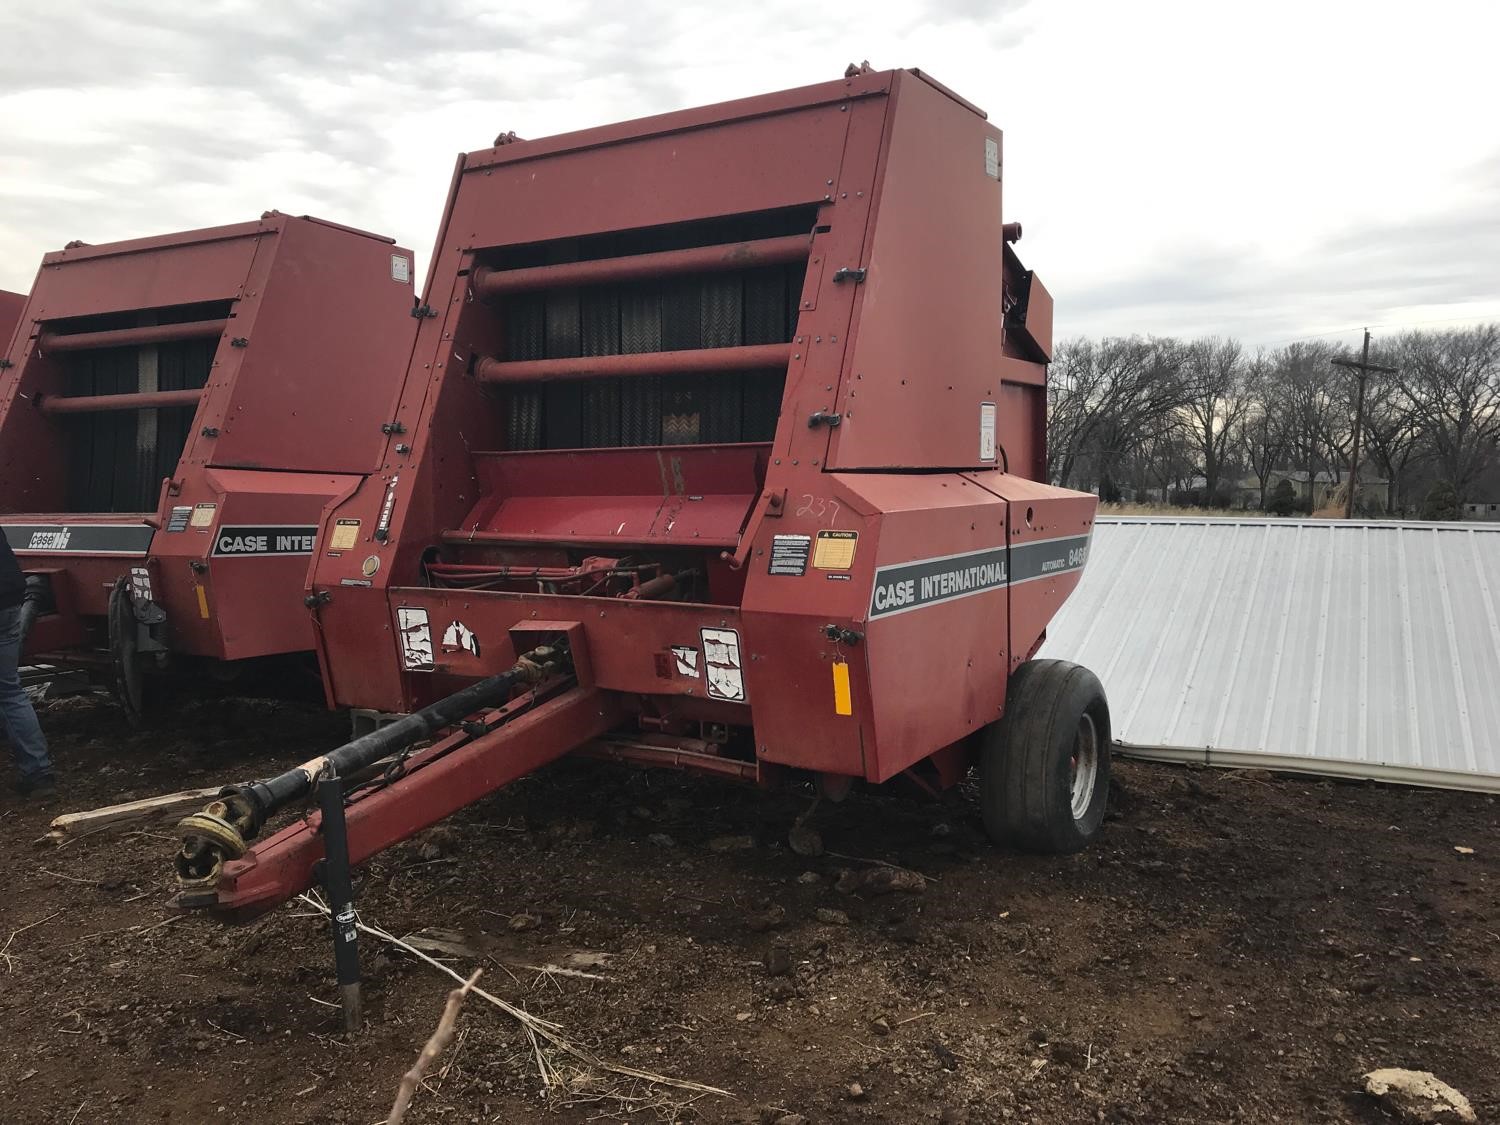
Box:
[1041,517,1500,792]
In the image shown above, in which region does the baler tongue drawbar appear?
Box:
[173,642,617,922]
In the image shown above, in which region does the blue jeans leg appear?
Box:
[0,603,52,780]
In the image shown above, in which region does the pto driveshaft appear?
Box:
[175,645,564,891]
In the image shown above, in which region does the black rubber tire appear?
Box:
[980,658,1112,853]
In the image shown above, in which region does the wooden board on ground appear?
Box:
[47,787,224,843]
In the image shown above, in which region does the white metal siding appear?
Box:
[1041,517,1500,792]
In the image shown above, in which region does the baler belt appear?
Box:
[504,294,546,449]
[65,336,212,513]
[498,263,801,450]
[619,287,663,446]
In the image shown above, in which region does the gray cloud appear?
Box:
[1,0,1494,351]
[1061,156,1500,344]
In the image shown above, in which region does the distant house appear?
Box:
[1234,469,1390,513]
[1462,464,1500,521]
[1463,501,1500,522]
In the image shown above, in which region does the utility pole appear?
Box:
[1331,329,1397,519]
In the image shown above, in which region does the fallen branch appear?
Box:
[46,787,223,843]
[297,894,727,1100]
[398,927,613,981]
[388,968,483,1125]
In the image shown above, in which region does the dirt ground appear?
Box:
[0,693,1495,1125]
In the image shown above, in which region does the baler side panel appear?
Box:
[144,468,365,660]
[774,92,890,477]
[203,219,416,475]
[842,474,1010,782]
[963,473,1097,669]
[827,73,1007,471]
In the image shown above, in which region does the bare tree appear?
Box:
[1131,413,1195,502]
[1359,360,1426,514]
[1047,336,1190,490]
[1269,341,1344,510]
[1181,336,1252,505]
[1235,352,1293,509]
[1392,325,1500,505]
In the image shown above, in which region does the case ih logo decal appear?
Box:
[2,523,154,556]
[29,528,70,550]
[868,535,1091,620]
[212,525,319,556]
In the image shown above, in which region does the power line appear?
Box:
[1267,312,1500,348]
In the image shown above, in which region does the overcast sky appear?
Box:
[2,0,1496,351]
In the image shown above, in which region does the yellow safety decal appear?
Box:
[330,518,361,551]
[195,585,210,620]
[813,529,858,570]
[189,503,217,529]
[832,660,853,716]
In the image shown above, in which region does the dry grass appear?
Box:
[1096,501,1252,519]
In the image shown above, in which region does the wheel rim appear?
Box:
[1070,712,1100,820]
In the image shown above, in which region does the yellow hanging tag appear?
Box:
[832,660,853,716]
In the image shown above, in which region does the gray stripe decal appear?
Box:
[868,533,1091,620]
[1010,534,1092,585]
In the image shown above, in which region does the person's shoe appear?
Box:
[17,774,58,803]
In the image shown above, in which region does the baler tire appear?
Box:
[980,659,1111,853]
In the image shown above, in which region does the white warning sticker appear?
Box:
[441,619,480,656]
[984,137,1000,180]
[397,606,434,670]
[391,254,412,283]
[699,627,745,702]
[980,401,997,463]
[671,645,699,677]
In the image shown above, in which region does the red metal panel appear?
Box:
[387,588,750,701]
[740,471,1010,781]
[964,474,1097,669]
[458,445,764,548]
[468,71,891,170]
[448,103,857,250]
[197,217,416,475]
[148,468,365,660]
[826,72,1011,470]
[23,225,262,321]
[1018,273,1054,361]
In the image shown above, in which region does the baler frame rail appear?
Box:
[173,643,628,922]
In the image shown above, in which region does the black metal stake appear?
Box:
[317,767,362,1035]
